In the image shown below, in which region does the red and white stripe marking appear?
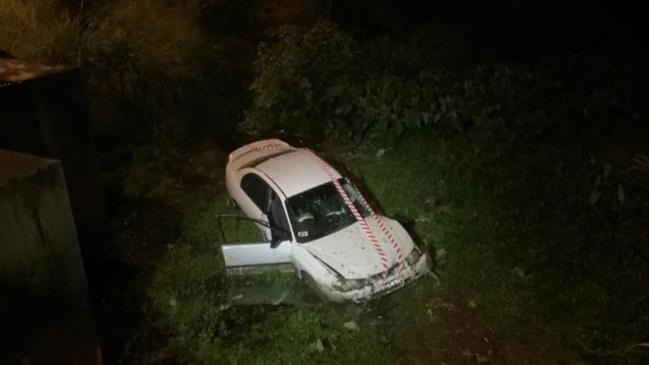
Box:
[248,142,404,277]
[303,149,390,276]
[354,190,406,273]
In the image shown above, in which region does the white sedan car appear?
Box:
[223,139,428,302]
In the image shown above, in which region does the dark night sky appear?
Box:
[332,0,649,55]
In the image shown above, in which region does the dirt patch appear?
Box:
[397,293,567,365]
[397,294,502,365]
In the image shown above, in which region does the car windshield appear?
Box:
[286,179,369,243]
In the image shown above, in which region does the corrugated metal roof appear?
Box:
[0,58,75,83]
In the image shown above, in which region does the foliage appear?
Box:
[244,21,503,140]
[145,176,392,364]
[0,0,229,145]
[243,22,356,136]
[0,0,80,62]
[84,0,217,144]
[341,126,648,363]
[149,241,228,361]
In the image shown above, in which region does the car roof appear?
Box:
[255,149,341,198]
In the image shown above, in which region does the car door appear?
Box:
[218,215,292,274]
[221,172,294,273]
[239,172,274,238]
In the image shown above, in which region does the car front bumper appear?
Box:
[319,253,429,303]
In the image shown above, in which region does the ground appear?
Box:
[91,131,649,365]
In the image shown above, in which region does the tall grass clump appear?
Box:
[243,21,497,141]
[149,241,228,361]
[0,0,223,145]
[83,0,214,144]
[0,0,80,62]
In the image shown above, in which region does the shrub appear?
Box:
[83,0,217,145]
[243,21,356,136]
[243,22,499,140]
[0,0,224,145]
[0,0,80,62]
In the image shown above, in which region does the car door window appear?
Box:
[217,216,267,244]
[268,191,291,239]
[241,173,271,213]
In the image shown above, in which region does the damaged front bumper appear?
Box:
[320,253,430,303]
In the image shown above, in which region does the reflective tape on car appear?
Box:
[302,149,390,276]
[247,144,392,278]
[354,190,406,273]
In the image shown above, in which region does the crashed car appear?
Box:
[222,139,428,302]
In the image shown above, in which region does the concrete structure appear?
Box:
[0,149,98,364]
[0,149,86,301]
[0,56,107,244]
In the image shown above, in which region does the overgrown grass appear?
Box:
[104,119,648,364]
[340,124,649,363]
[81,17,649,363]
[144,184,393,364]
[0,0,232,145]
[0,0,80,62]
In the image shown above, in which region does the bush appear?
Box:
[82,0,214,144]
[243,22,500,140]
[243,22,356,136]
[0,0,80,62]
[0,0,225,145]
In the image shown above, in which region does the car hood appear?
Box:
[304,216,415,279]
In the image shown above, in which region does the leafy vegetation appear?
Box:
[3,2,648,364]
[0,0,237,145]
[0,0,80,62]
[243,21,524,139]
[124,35,647,363]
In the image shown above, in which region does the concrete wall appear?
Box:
[0,150,87,303]
[0,64,108,243]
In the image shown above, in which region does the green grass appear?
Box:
[94,42,649,362]
[0,0,80,62]
[0,0,229,145]
[339,127,648,363]
[102,127,649,364]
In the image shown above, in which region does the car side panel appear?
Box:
[222,241,292,267]
[291,245,339,293]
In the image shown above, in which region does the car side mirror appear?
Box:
[270,227,290,248]
[270,238,284,249]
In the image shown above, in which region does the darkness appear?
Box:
[334,0,649,55]
[1,0,649,364]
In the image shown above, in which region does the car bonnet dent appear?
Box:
[304,216,415,280]
[320,252,429,303]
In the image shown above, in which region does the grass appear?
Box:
[0,0,80,62]
[340,123,648,363]
[0,0,231,146]
[96,121,649,364]
[83,38,649,363]
[9,1,646,363]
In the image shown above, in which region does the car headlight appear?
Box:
[310,254,369,292]
[325,264,368,291]
[337,277,369,291]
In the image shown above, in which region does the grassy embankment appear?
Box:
[2,2,647,363]
[103,116,648,364]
